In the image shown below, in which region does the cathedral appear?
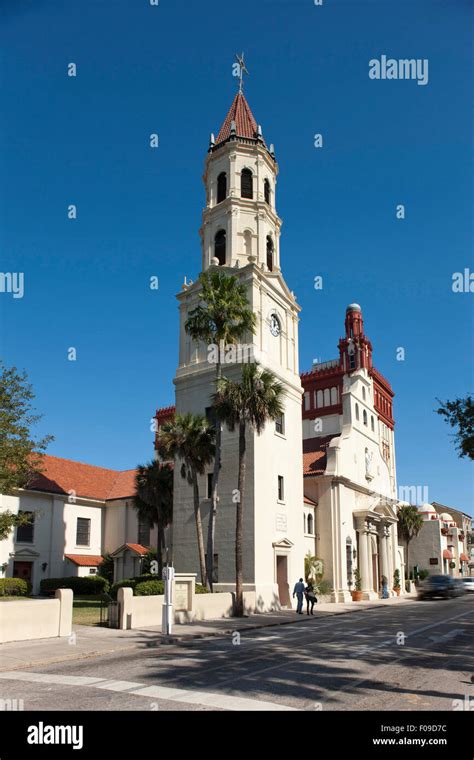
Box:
[155,85,404,606]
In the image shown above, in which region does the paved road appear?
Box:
[0,597,472,711]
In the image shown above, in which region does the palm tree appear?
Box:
[157,413,216,587]
[185,269,256,589]
[212,362,284,616]
[133,461,173,577]
[397,504,424,580]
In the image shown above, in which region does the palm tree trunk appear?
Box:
[206,358,222,591]
[235,420,246,617]
[192,469,207,587]
[406,539,410,582]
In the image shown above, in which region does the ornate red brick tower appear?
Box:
[338,303,373,373]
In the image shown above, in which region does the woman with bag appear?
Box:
[305,581,317,615]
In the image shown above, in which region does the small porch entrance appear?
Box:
[13,561,33,585]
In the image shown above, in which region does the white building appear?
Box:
[155,89,405,605]
[407,503,471,577]
[0,455,152,593]
[301,305,402,601]
[170,90,305,610]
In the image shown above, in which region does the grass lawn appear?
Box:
[73,594,110,626]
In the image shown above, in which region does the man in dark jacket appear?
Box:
[293,578,305,614]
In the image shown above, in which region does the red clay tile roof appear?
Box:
[26,454,137,501]
[123,543,150,556]
[64,554,103,567]
[216,92,260,144]
[303,436,338,477]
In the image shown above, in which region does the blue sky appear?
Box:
[0,0,472,512]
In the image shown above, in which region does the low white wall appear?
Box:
[0,589,73,643]
[116,588,258,629]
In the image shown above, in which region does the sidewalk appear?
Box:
[0,595,417,673]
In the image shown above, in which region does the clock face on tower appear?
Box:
[269,313,281,337]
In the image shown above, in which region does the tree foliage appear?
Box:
[436,395,474,460]
[184,269,256,590]
[0,361,53,495]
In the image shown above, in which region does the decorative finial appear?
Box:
[209,133,215,147]
[230,120,236,135]
[235,52,249,94]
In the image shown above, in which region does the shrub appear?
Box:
[40,576,109,596]
[110,575,156,598]
[97,554,114,585]
[393,569,401,589]
[418,569,430,581]
[134,580,164,596]
[195,583,210,594]
[0,578,31,597]
[314,579,332,596]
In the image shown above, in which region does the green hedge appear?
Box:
[135,580,164,596]
[110,576,210,598]
[111,575,163,598]
[0,578,31,597]
[40,576,109,596]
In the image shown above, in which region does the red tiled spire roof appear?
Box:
[216,92,260,144]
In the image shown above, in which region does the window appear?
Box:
[241,168,253,199]
[330,387,338,406]
[363,410,368,426]
[303,514,307,533]
[307,513,314,535]
[264,178,271,204]
[217,172,227,203]
[16,512,34,543]
[324,388,330,406]
[275,414,285,435]
[214,230,226,266]
[278,475,284,501]
[266,236,274,272]
[89,568,97,575]
[316,390,323,408]
[303,392,310,410]
[76,518,91,546]
[371,416,374,431]
[362,387,366,401]
[349,354,356,370]
[355,403,359,421]
[138,517,151,547]
[207,473,213,499]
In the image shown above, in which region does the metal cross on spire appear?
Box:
[235,52,249,93]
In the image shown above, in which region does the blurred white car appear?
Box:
[461,577,474,593]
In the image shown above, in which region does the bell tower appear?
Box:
[200,91,281,274]
[173,70,305,609]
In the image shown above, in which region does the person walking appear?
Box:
[381,575,389,599]
[293,578,305,614]
[305,581,317,615]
